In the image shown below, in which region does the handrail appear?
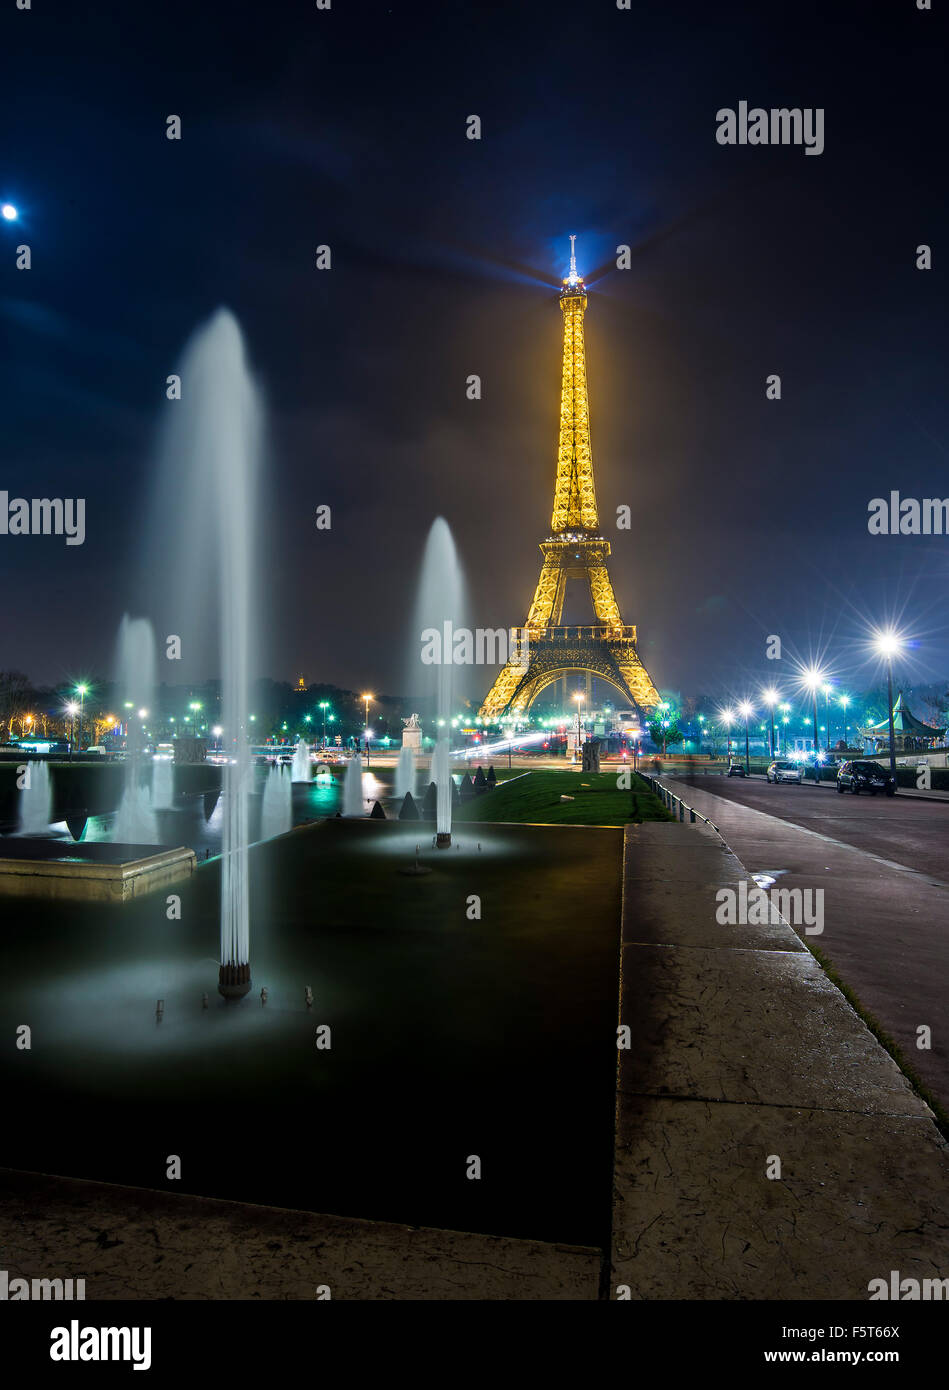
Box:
[641,775,723,839]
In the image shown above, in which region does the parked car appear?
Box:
[727,762,747,777]
[836,759,896,796]
[766,760,802,784]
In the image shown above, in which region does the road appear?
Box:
[663,771,949,1116]
[677,772,949,880]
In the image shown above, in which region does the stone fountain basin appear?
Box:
[0,839,195,902]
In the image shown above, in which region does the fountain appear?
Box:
[113,616,159,845]
[343,754,365,816]
[153,309,262,999]
[291,738,311,782]
[431,739,452,846]
[17,759,52,834]
[152,757,174,811]
[260,764,292,839]
[414,519,466,848]
[395,745,416,801]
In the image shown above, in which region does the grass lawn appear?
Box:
[454,769,673,826]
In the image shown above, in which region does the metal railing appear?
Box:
[514,624,638,643]
[641,775,723,837]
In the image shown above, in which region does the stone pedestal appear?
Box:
[174,736,208,765]
[402,728,422,754]
[581,740,601,773]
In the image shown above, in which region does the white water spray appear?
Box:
[343,754,365,815]
[260,764,292,839]
[395,745,416,800]
[291,738,311,782]
[113,615,158,844]
[414,519,466,844]
[17,760,52,834]
[157,309,262,990]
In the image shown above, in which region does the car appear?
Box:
[766,760,802,784]
[727,762,747,777]
[836,759,897,797]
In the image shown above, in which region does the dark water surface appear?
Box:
[2,820,621,1247]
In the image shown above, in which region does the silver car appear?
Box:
[767,760,802,784]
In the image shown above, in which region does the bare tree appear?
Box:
[0,670,32,739]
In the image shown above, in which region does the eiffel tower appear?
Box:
[479,238,660,721]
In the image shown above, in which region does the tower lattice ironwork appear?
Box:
[479,238,660,721]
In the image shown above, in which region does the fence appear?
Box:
[641,774,724,839]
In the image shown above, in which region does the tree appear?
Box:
[646,714,684,751]
[0,670,32,739]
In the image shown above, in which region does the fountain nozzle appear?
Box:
[218,962,252,1000]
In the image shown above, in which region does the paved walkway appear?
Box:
[613,820,949,1299]
[665,779,949,1111]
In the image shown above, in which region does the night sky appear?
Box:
[2,0,947,703]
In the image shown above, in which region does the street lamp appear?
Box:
[873,630,904,782]
[573,692,584,763]
[762,688,779,758]
[65,701,78,756]
[75,684,88,753]
[362,693,373,765]
[719,708,734,765]
[319,700,330,747]
[738,700,753,773]
[802,667,825,782]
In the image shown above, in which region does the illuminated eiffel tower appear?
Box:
[479,237,660,721]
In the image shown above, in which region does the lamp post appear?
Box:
[823,683,834,753]
[573,692,584,763]
[319,701,330,748]
[719,708,734,766]
[873,631,903,782]
[803,668,824,783]
[779,702,791,755]
[66,702,78,757]
[362,693,373,766]
[762,688,779,758]
[75,684,88,753]
[738,700,753,773]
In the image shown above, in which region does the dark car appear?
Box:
[836,759,896,797]
[727,762,747,777]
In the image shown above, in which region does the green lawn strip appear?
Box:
[453,769,673,826]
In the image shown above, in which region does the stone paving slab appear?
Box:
[612,1096,949,1300]
[623,822,804,952]
[0,1168,600,1301]
[620,943,927,1115]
